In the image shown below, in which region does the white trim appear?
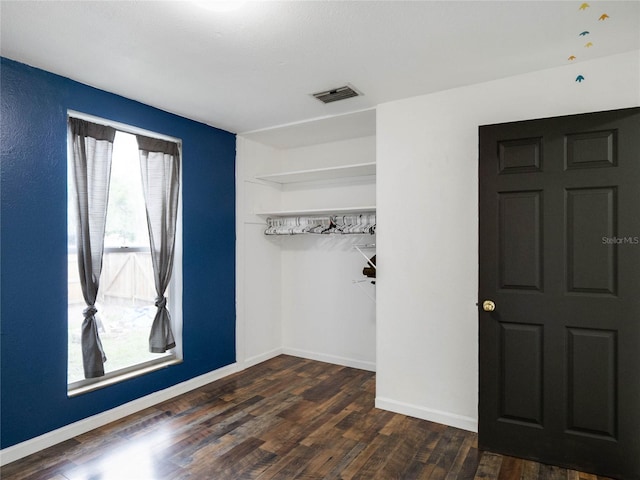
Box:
[67,110,182,144]
[256,205,376,217]
[282,347,376,372]
[68,358,181,397]
[0,363,239,466]
[243,348,284,369]
[1,351,378,466]
[375,396,478,433]
[254,162,376,185]
[239,107,376,136]
[171,140,184,361]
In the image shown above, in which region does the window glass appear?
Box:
[104,132,149,249]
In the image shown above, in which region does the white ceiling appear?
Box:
[2,1,639,146]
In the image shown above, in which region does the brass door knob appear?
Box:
[482,300,496,312]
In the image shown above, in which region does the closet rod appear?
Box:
[265,213,375,236]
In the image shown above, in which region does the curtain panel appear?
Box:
[68,118,116,378]
[136,135,180,353]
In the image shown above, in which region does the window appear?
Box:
[67,114,182,393]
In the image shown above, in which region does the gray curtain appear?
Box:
[136,135,180,353]
[69,118,116,378]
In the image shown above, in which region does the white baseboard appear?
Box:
[0,362,239,466]
[2,353,432,466]
[243,348,284,369]
[375,397,478,433]
[282,347,376,372]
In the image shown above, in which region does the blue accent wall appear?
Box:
[0,58,236,449]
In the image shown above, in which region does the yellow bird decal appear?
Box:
[568,55,577,61]
[579,3,590,10]
[599,13,609,21]
[585,42,593,48]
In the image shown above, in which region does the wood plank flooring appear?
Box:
[1,355,615,480]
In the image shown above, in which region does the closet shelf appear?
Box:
[255,162,376,184]
[257,206,376,217]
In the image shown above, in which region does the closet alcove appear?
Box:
[236,109,377,372]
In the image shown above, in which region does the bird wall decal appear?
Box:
[579,31,590,36]
[599,13,610,21]
[584,42,593,48]
[576,75,585,82]
[568,55,577,61]
[579,3,590,10]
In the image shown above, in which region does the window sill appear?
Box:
[68,357,182,397]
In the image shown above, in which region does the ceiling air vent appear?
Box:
[312,84,362,104]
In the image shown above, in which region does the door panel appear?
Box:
[566,187,617,294]
[566,130,617,169]
[499,322,544,426]
[567,327,617,439]
[498,190,543,290]
[479,107,640,479]
[498,137,543,173]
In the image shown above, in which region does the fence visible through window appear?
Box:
[67,250,171,383]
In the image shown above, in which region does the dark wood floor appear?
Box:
[2,355,614,480]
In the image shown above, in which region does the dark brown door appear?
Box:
[478,108,640,479]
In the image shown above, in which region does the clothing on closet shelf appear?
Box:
[264,216,332,235]
[264,213,375,236]
[362,255,376,280]
[334,214,376,234]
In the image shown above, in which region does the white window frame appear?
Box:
[67,110,183,396]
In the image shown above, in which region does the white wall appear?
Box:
[236,137,283,367]
[375,50,640,432]
[279,137,376,370]
[281,234,376,370]
[279,136,376,213]
[236,134,377,370]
